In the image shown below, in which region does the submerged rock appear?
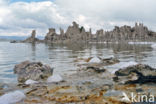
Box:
[13,61,53,83]
[85,66,106,73]
[114,64,156,84]
[0,90,25,104]
[101,57,120,65]
[104,90,123,97]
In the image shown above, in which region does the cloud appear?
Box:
[0,0,68,36]
[0,0,155,36]
[54,0,156,30]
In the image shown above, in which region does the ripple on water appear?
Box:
[0,41,156,83]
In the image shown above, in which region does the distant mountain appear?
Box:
[0,36,44,41]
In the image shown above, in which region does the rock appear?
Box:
[25,79,38,85]
[44,28,58,43]
[13,61,53,83]
[0,90,25,104]
[114,64,156,84]
[89,57,101,63]
[91,22,156,42]
[22,30,40,43]
[101,57,120,65]
[47,74,63,83]
[26,22,156,43]
[10,40,18,43]
[86,66,106,73]
[44,21,90,43]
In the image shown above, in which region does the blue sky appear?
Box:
[0,0,155,36]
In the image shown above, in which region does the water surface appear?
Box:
[0,41,156,83]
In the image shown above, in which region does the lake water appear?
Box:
[0,41,156,83]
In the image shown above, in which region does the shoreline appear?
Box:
[0,57,155,104]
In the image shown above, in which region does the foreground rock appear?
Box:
[13,61,53,83]
[16,63,155,104]
[114,64,156,84]
[0,60,156,104]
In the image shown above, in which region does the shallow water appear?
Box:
[0,41,156,83]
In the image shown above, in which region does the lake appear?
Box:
[0,41,156,83]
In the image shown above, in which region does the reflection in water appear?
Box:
[31,43,36,61]
[0,41,156,83]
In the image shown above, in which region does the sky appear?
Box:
[10,0,46,2]
[0,0,155,36]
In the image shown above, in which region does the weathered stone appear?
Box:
[44,21,90,43]
[11,22,156,44]
[6,60,156,104]
[13,61,53,83]
[22,30,40,43]
[101,57,120,65]
[44,28,58,43]
[86,66,106,73]
[114,64,156,84]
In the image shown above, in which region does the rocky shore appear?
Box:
[10,22,156,44]
[0,57,155,104]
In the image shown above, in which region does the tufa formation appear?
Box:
[20,22,156,43]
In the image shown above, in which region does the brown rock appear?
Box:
[13,61,53,83]
[114,64,156,84]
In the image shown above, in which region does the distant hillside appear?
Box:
[0,36,44,41]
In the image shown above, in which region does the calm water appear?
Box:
[0,41,156,83]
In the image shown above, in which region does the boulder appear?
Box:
[114,64,156,84]
[13,61,53,83]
